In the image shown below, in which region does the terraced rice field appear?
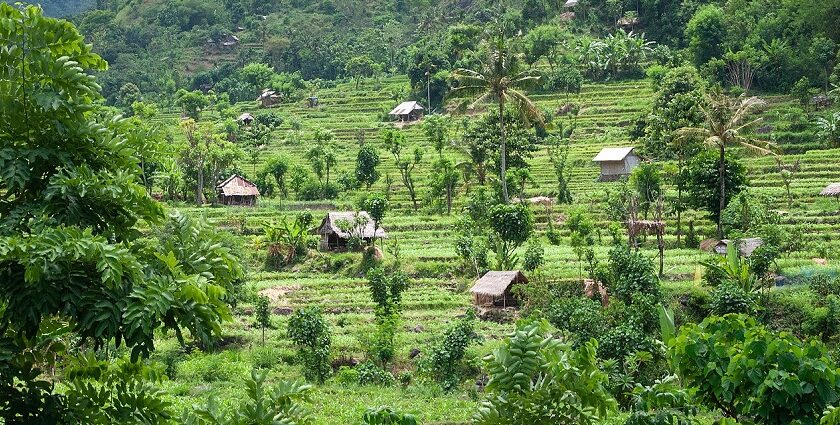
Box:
[151,75,840,424]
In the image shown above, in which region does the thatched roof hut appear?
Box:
[257,89,281,107]
[470,271,528,308]
[216,174,259,206]
[821,183,840,197]
[715,238,763,258]
[314,211,387,251]
[238,112,254,125]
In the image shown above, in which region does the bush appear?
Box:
[599,324,655,361]
[671,314,840,424]
[809,274,840,298]
[250,346,281,369]
[357,361,395,386]
[287,307,332,383]
[334,366,360,386]
[547,297,607,348]
[598,245,661,304]
[420,310,480,391]
[522,239,545,272]
[709,281,756,316]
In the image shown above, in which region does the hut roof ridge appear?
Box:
[470,270,527,298]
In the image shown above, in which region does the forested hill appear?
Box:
[56,0,839,107]
[37,0,95,16]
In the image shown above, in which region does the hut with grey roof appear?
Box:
[216,174,259,206]
[389,101,424,122]
[593,147,641,181]
[469,271,528,308]
[314,211,387,251]
[715,238,764,258]
[821,183,840,198]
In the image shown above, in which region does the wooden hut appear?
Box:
[715,238,763,258]
[238,112,254,125]
[308,96,319,108]
[593,147,641,181]
[469,271,528,308]
[257,89,281,108]
[216,174,259,206]
[821,183,840,198]
[314,211,387,251]
[389,101,424,122]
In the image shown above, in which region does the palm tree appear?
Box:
[677,90,777,238]
[448,32,542,203]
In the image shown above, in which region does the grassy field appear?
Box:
[148,74,840,424]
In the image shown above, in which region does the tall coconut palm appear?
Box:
[676,90,777,238]
[448,33,542,203]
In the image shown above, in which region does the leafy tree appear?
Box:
[185,369,313,424]
[488,203,534,269]
[671,314,840,424]
[254,295,271,345]
[175,89,210,120]
[522,239,545,272]
[638,66,706,159]
[288,307,332,384]
[549,136,574,204]
[364,194,389,248]
[422,114,453,157]
[240,62,275,94]
[0,6,242,419]
[450,31,542,203]
[366,268,410,365]
[345,55,377,89]
[567,207,596,278]
[427,157,460,214]
[524,24,565,69]
[306,129,337,187]
[623,375,698,425]
[685,5,726,66]
[630,163,662,219]
[356,144,381,189]
[810,37,837,93]
[597,245,661,304]
[677,91,775,238]
[474,320,616,424]
[383,128,423,210]
[544,65,584,101]
[420,309,480,391]
[179,119,243,204]
[684,148,748,235]
[265,154,290,199]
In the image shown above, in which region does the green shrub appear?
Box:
[671,314,840,424]
[250,346,281,369]
[176,351,248,383]
[473,319,616,424]
[709,282,756,316]
[362,406,417,425]
[810,274,840,298]
[287,307,332,384]
[357,361,395,386]
[335,366,360,386]
[522,239,545,272]
[547,297,607,348]
[420,310,480,391]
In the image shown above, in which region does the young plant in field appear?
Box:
[364,194,389,249]
[186,369,313,424]
[366,268,410,365]
[362,406,418,425]
[567,207,595,278]
[254,295,271,345]
[287,307,332,384]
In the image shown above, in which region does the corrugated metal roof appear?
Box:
[389,101,423,116]
[593,147,636,162]
[217,174,260,197]
[821,183,840,196]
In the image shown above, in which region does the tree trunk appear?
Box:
[196,167,206,205]
[676,156,683,245]
[717,144,726,239]
[499,97,509,203]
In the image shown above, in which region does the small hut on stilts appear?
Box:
[469,271,528,308]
